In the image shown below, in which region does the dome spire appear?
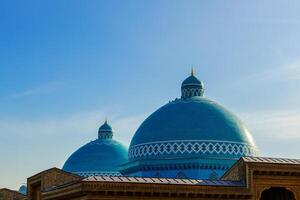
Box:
[181,67,204,99]
[98,118,113,139]
[191,66,195,76]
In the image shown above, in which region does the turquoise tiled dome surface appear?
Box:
[62,69,258,180]
[129,96,256,160]
[124,69,258,179]
[63,121,128,177]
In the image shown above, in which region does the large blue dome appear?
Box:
[129,96,256,160]
[122,69,257,180]
[63,121,128,177]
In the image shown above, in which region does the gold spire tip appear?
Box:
[191,66,195,76]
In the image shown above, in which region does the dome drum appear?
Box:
[181,87,204,99]
[181,69,204,98]
[120,156,236,180]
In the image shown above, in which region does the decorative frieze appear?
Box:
[129,140,257,160]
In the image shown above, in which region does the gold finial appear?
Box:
[191,65,195,76]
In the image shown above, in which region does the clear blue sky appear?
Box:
[1,0,300,189]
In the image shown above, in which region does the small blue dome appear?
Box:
[181,74,202,86]
[99,120,112,132]
[63,121,128,176]
[181,68,204,98]
[98,120,113,139]
[63,139,128,176]
[18,185,27,195]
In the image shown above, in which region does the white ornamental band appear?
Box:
[76,171,121,177]
[129,140,258,160]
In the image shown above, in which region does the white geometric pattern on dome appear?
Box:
[182,88,203,98]
[129,140,257,160]
[76,171,121,177]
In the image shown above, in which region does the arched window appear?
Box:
[260,187,296,200]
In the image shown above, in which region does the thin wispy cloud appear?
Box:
[3,80,67,99]
[0,108,145,142]
[239,107,300,158]
[240,18,300,25]
[256,62,300,82]
[0,107,146,189]
[220,60,300,91]
[241,108,300,139]
[113,114,147,145]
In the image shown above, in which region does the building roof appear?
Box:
[83,175,244,187]
[242,156,300,165]
[25,157,300,200]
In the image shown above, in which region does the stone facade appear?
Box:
[0,188,26,200]
[16,157,299,200]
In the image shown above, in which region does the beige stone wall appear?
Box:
[24,162,300,200]
[41,169,80,191]
[251,169,300,200]
[0,189,26,200]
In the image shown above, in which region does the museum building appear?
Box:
[1,70,300,200]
